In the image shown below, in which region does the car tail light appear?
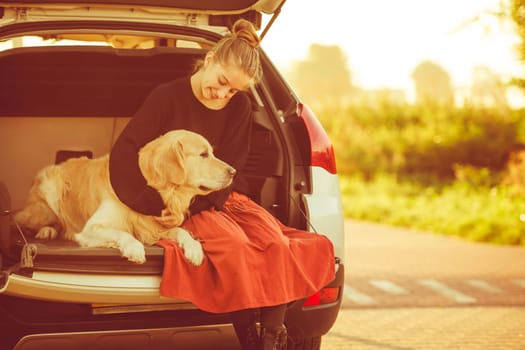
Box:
[303,287,340,307]
[297,103,337,174]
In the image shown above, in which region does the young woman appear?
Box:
[109,19,335,350]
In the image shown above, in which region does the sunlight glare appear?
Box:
[261,0,523,105]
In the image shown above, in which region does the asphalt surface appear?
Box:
[321,220,525,350]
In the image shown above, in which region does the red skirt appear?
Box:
[156,192,335,313]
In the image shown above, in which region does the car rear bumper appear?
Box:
[9,324,240,350]
[285,262,344,341]
[0,261,344,350]
[0,270,182,305]
[1,261,343,306]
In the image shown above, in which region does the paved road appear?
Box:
[322,220,525,350]
[341,220,525,308]
[324,307,525,350]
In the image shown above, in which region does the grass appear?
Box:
[339,173,525,246]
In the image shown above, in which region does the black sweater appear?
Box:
[109,77,253,216]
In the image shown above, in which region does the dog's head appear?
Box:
[138,130,236,195]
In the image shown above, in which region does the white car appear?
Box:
[0,1,345,349]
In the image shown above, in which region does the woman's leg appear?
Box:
[260,304,288,350]
[232,304,288,350]
[260,303,286,329]
[231,308,259,349]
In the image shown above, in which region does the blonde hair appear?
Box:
[196,19,262,83]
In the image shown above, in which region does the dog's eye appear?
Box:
[200,151,209,158]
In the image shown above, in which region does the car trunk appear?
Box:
[0,45,296,281]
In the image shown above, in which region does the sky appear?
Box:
[260,0,524,96]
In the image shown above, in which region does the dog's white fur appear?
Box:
[14,130,235,264]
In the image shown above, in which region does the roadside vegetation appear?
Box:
[318,104,525,246]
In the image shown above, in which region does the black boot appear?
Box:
[260,324,287,350]
[232,309,261,350]
[234,321,261,349]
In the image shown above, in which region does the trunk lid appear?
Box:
[0,0,286,37]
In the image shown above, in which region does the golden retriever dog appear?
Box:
[14,130,235,265]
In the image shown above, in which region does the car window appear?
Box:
[0,34,203,51]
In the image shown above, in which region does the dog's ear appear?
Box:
[139,137,187,189]
[169,140,187,185]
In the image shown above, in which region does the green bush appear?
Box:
[318,104,523,180]
[322,102,525,245]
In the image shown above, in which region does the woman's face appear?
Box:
[199,52,252,101]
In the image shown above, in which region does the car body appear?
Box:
[0,1,345,349]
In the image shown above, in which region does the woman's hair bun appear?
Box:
[232,19,261,49]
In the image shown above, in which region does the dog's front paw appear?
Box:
[183,238,204,266]
[121,240,146,264]
[175,229,204,266]
[35,226,58,240]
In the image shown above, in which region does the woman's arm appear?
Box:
[109,83,171,216]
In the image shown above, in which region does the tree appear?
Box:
[289,44,352,109]
[411,60,454,107]
[470,66,509,108]
[511,0,525,88]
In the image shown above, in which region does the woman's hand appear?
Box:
[154,209,180,228]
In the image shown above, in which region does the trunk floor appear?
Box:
[7,226,165,275]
